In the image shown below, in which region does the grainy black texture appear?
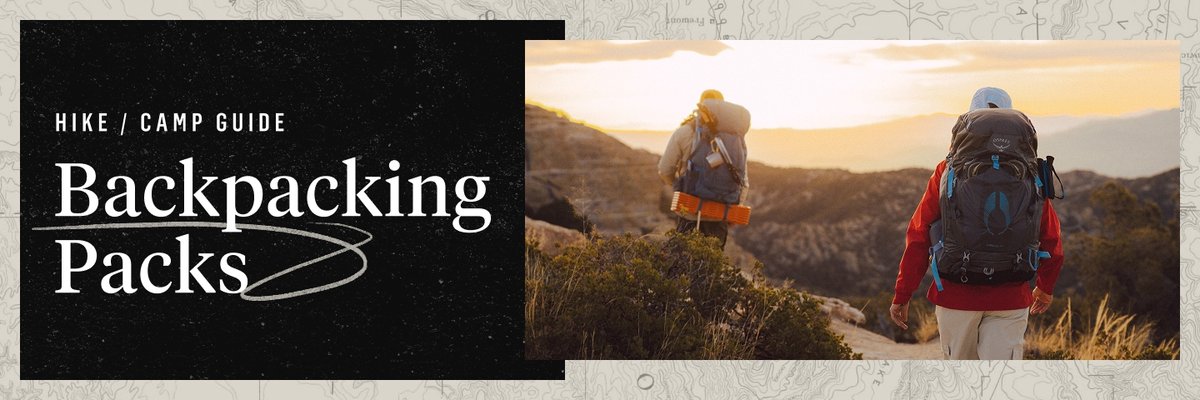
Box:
[20,21,563,379]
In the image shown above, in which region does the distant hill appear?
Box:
[1039,110,1180,177]
[610,109,1178,178]
[524,104,1180,299]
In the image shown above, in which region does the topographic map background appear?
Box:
[0,0,1195,399]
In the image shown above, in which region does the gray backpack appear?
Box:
[674,99,751,205]
[930,109,1051,290]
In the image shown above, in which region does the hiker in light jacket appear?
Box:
[889,87,1064,360]
[658,89,749,248]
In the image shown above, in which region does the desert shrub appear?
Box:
[526,231,859,360]
[741,282,860,359]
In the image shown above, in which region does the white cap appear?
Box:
[969,87,1012,111]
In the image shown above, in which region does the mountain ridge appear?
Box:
[606,108,1179,178]
[525,104,1180,299]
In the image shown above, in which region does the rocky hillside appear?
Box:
[525,105,674,234]
[524,104,1180,299]
[739,164,1179,297]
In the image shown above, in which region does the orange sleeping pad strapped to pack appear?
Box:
[670,191,751,225]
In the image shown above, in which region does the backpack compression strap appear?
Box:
[1027,248,1052,271]
[930,241,944,292]
[947,166,956,199]
[1047,156,1065,199]
[929,166,957,292]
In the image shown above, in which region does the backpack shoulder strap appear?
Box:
[676,112,703,178]
[734,133,744,184]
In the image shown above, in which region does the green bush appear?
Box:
[1067,182,1179,343]
[526,231,860,360]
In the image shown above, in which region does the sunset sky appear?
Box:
[525,41,1179,131]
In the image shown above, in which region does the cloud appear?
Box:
[862,41,1178,73]
[525,41,731,66]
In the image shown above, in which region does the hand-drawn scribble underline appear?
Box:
[31,221,373,301]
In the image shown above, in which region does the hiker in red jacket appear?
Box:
[889,87,1064,360]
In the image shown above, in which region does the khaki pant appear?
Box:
[935,306,1029,360]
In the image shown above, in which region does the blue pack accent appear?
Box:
[1027,249,1052,271]
[947,166,956,199]
[930,241,945,292]
[998,192,1010,226]
[992,154,1000,170]
[983,191,1012,234]
[1034,175,1043,188]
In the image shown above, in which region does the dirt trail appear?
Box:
[829,320,941,360]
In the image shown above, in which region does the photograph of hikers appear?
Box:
[524,40,1179,360]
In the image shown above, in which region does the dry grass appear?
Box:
[1026,295,1178,360]
[524,241,547,351]
[912,309,939,344]
[703,320,752,359]
[525,239,583,356]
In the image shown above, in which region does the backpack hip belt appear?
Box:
[936,247,1049,285]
